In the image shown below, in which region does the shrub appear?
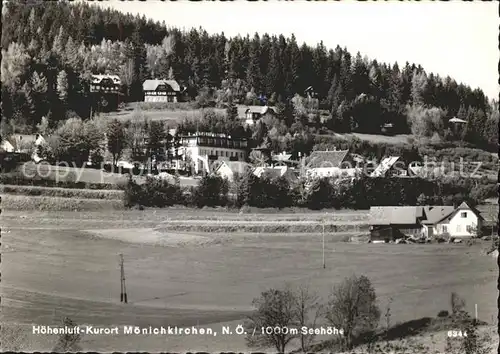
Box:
[192,175,229,208]
[437,310,449,318]
[123,176,183,207]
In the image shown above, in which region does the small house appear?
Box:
[305,150,359,178]
[253,166,298,184]
[214,161,253,182]
[243,106,276,126]
[90,74,122,93]
[143,79,186,103]
[426,202,484,238]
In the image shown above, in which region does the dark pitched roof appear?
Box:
[369,206,423,225]
[143,79,181,92]
[306,150,349,169]
[435,202,484,223]
[421,206,455,224]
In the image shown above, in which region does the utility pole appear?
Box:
[322,217,326,269]
[119,254,128,303]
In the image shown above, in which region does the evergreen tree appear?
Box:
[246,33,261,93]
[52,26,65,58]
[57,70,69,103]
[285,34,300,97]
[106,119,126,166]
[226,95,238,120]
[266,38,282,96]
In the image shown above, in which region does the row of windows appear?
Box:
[196,138,247,148]
[439,223,474,233]
[199,149,244,159]
[145,96,176,102]
[145,91,176,96]
[90,85,119,92]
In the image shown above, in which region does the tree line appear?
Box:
[124,172,496,210]
[1,1,497,152]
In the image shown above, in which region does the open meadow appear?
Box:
[1,208,497,352]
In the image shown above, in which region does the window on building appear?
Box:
[456,225,461,232]
[461,212,467,218]
[442,225,448,233]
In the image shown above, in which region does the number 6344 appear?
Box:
[448,330,467,338]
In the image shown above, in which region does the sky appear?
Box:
[95,0,499,100]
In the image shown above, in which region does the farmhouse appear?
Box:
[305,149,359,178]
[143,79,186,103]
[178,132,248,174]
[214,161,253,182]
[243,105,276,126]
[369,202,484,242]
[422,202,484,238]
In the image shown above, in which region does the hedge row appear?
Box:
[1,184,124,200]
[0,175,122,190]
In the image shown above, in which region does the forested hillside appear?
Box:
[1,0,498,152]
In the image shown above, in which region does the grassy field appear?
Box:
[101,104,226,124]
[1,209,497,352]
[3,162,199,188]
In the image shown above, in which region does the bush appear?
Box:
[192,175,229,208]
[437,310,449,318]
[123,176,183,208]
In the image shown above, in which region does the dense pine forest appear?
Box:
[1,0,498,152]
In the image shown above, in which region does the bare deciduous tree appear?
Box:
[325,274,381,350]
[244,286,299,352]
[293,283,323,353]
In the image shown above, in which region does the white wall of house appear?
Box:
[183,146,246,174]
[447,209,481,237]
[215,164,234,181]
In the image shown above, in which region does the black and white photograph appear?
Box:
[0,0,498,352]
